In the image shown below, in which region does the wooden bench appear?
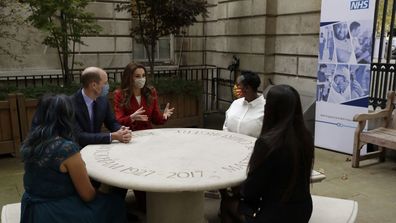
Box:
[352,91,396,168]
[2,196,357,223]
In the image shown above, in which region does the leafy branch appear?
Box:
[116,0,208,76]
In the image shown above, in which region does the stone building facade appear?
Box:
[177,0,320,94]
[0,0,321,96]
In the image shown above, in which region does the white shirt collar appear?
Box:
[82,88,94,105]
[243,95,264,107]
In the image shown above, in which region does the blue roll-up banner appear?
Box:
[315,0,375,154]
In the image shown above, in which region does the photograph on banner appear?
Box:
[327,64,352,104]
[333,22,353,63]
[349,20,372,64]
[349,65,370,99]
[319,20,373,64]
[317,64,370,103]
[319,26,336,63]
[316,63,335,102]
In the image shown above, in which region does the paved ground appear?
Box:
[1,112,396,222]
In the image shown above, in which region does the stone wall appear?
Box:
[176,0,268,76]
[177,0,321,96]
[269,0,320,95]
[1,0,321,98]
[0,0,133,72]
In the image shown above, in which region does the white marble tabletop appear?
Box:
[81,128,256,192]
[81,128,325,192]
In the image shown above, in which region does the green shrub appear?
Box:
[0,78,201,101]
[151,78,202,98]
[0,85,18,100]
[0,84,81,100]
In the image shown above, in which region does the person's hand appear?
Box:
[233,84,242,98]
[130,107,148,122]
[352,80,364,96]
[163,103,175,120]
[111,126,132,143]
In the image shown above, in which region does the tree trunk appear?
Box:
[149,41,156,78]
[60,11,71,85]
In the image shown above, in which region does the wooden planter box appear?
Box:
[0,94,38,156]
[156,94,203,128]
[15,93,39,142]
[0,94,21,156]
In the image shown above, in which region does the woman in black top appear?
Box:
[222,85,314,223]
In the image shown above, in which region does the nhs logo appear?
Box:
[350,0,369,10]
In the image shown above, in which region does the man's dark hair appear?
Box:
[334,74,346,82]
[81,70,101,88]
[319,64,327,69]
[350,21,361,32]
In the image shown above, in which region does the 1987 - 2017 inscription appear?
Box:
[91,130,254,180]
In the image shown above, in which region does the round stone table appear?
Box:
[81,128,256,223]
[81,128,325,223]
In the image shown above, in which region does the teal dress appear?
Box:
[21,138,127,223]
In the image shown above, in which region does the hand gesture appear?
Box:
[111,126,132,143]
[233,84,242,98]
[163,103,175,120]
[130,107,148,122]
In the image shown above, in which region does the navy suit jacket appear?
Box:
[72,89,121,147]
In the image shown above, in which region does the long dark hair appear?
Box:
[21,94,75,160]
[248,85,314,201]
[120,62,153,108]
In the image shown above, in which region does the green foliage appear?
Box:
[109,81,118,93]
[23,0,102,84]
[151,78,202,98]
[0,83,81,100]
[0,0,29,61]
[116,0,208,75]
[0,85,18,100]
[0,78,201,100]
[376,0,395,35]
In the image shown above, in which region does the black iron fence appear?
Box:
[371,0,396,109]
[0,66,237,113]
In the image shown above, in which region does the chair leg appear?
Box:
[379,146,386,162]
[352,142,364,168]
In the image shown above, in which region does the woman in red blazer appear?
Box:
[113,62,174,212]
[113,62,174,131]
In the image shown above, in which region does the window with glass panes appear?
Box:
[132,36,173,62]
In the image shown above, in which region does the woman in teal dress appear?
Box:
[20,94,127,223]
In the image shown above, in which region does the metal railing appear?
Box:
[370,0,396,109]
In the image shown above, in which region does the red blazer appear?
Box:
[113,88,166,131]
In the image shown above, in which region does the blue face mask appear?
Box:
[101,83,109,97]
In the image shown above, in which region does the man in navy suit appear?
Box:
[72,67,132,147]
[73,67,140,221]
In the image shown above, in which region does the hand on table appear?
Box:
[111,126,132,143]
[163,103,175,120]
[130,107,148,122]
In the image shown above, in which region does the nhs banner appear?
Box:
[350,0,370,10]
[315,0,375,154]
